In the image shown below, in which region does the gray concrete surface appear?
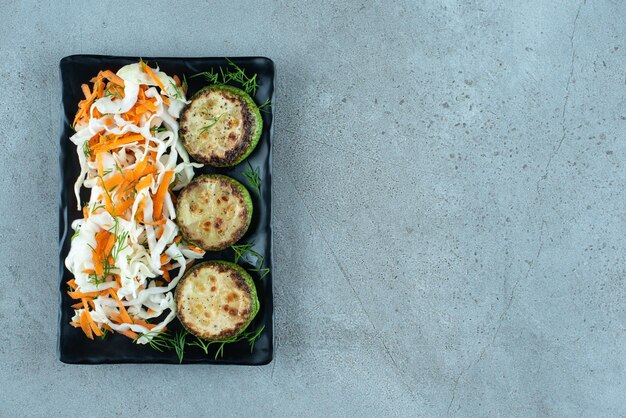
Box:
[0,0,624,416]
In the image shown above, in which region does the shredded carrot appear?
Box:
[143,218,166,226]
[109,289,133,324]
[103,173,124,190]
[82,299,102,337]
[141,100,158,112]
[92,134,144,154]
[114,198,134,217]
[133,319,157,329]
[102,70,125,87]
[81,84,91,98]
[79,311,94,340]
[135,174,153,192]
[188,245,204,254]
[153,171,174,220]
[67,290,102,299]
[118,329,139,340]
[143,64,165,91]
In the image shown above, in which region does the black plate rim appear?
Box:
[57,54,274,365]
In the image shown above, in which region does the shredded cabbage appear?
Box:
[66,63,204,343]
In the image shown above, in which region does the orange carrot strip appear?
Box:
[135,175,153,192]
[143,64,165,91]
[81,84,91,98]
[79,311,94,340]
[102,70,125,87]
[133,319,157,330]
[114,198,134,216]
[104,232,116,256]
[67,279,77,289]
[82,299,102,337]
[108,313,122,324]
[103,173,124,191]
[92,134,144,154]
[94,80,105,99]
[143,218,165,226]
[96,152,104,176]
[67,290,101,299]
[118,329,139,340]
[153,171,174,220]
[71,302,82,309]
[188,245,204,254]
[109,289,133,324]
[141,100,158,112]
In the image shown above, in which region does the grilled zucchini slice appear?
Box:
[180,85,262,167]
[175,261,259,340]
[176,174,252,251]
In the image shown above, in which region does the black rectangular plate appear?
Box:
[58,55,274,364]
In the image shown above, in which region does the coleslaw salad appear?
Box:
[65,61,205,344]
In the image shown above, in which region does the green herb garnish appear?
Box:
[242,161,261,193]
[231,242,270,280]
[258,98,272,113]
[187,326,266,359]
[150,125,167,134]
[192,58,259,96]
[199,113,225,133]
[136,330,188,363]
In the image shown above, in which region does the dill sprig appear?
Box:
[168,80,185,101]
[150,125,167,134]
[258,98,272,113]
[231,242,270,280]
[140,326,265,362]
[182,74,188,95]
[82,141,91,158]
[199,113,225,133]
[187,325,266,359]
[136,329,189,363]
[191,58,259,96]
[231,242,257,264]
[242,161,261,193]
[103,84,123,99]
[99,326,109,340]
[224,58,258,96]
[192,69,220,85]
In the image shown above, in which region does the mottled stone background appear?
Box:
[0,0,624,416]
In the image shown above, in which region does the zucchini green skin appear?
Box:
[175,260,259,341]
[180,85,262,167]
[176,174,253,251]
